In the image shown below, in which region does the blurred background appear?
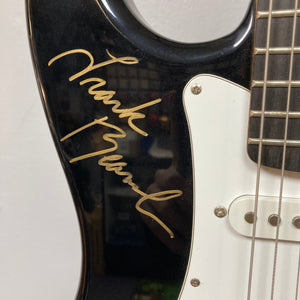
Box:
[0,0,250,299]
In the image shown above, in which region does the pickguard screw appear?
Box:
[292,216,300,229]
[244,212,255,224]
[268,214,281,226]
[214,206,227,218]
[191,84,202,95]
[190,278,200,287]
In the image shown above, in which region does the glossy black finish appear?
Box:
[99,0,253,64]
[26,0,254,299]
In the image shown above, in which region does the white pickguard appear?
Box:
[180,74,300,300]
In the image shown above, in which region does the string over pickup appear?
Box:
[229,195,300,242]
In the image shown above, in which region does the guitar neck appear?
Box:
[248,0,300,172]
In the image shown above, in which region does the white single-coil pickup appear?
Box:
[229,195,300,242]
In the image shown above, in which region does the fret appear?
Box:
[252,80,300,87]
[250,111,300,118]
[248,138,300,147]
[257,9,300,19]
[255,47,300,55]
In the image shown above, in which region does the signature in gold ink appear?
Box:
[61,116,182,238]
[49,49,159,136]
[49,49,183,238]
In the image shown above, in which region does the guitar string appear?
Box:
[294,15,300,300]
[270,1,299,299]
[296,248,300,300]
[247,1,274,299]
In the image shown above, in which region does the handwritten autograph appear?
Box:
[49,49,182,238]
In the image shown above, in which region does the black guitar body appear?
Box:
[27,1,253,299]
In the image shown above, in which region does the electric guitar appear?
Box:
[26,0,300,299]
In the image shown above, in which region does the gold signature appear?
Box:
[49,49,182,238]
